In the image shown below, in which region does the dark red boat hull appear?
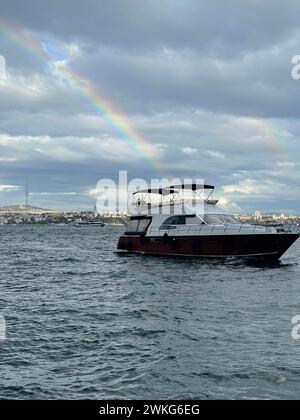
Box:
[117,233,299,259]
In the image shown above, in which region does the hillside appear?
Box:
[0,205,58,214]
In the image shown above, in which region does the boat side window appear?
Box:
[162,215,186,226]
[185,216,203,225]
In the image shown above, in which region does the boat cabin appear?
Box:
[126,184,239,235]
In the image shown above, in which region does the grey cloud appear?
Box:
[0,0,299,212]
[1,0,300,57]
[70,40,300,118]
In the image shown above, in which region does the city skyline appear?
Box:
[0,177,299,216]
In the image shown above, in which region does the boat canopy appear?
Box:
[133,184,215,196]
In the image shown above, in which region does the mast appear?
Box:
[25,178,29,207]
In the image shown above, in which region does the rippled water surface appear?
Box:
[0,225,300,400]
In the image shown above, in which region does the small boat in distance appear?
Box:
[75,220,105,227]
[117,184,300,260]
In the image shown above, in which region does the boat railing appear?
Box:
[132,197,209,209]
[147,222,300,236]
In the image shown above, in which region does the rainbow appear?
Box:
[0,18,165,175]
[0,18,295,179]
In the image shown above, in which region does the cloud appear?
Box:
[221,178,300,207]
[218,197,242,214]
[0,1,299,211]
[0,184,20,191]
[0,133,166,164]
[2,0,300,55]
[30,192,77,196]
[0,157,17,162]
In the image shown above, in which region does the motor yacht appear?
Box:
[117,184,299,260]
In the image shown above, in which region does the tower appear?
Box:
[25,178,29,207]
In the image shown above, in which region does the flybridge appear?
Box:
[132,183,218,212]
[133,183,215,195]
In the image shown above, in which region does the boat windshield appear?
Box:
[126,217,152,233]
[204,214,239,225]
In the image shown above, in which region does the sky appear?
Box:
[0,0,299,213]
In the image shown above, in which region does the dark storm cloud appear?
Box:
[1,0,300,56]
